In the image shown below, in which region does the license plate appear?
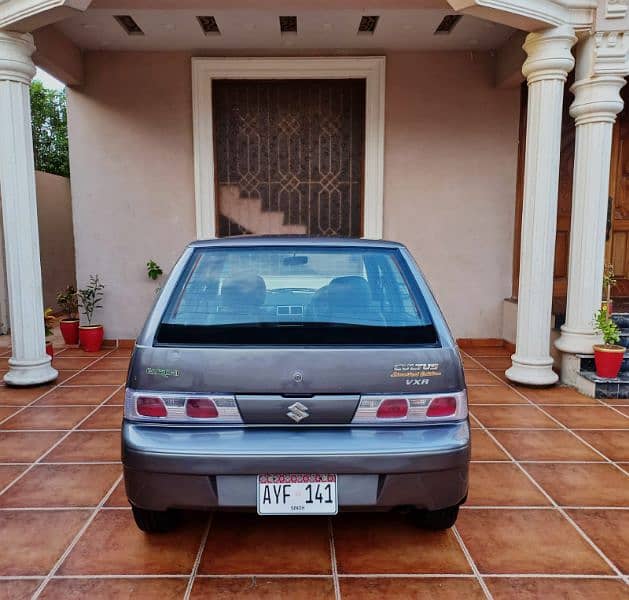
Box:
[257,473,338,515]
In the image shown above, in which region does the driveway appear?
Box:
[0,345,627,599]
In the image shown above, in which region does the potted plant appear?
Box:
[602,264,616,316]
[78,275,104,352]
[593,307,625,378]
[44,308,55,358]
[56,285,79,345]
[147,259,163,295]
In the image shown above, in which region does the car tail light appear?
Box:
[186,398,218,419]
[136,396,167,417]
[427,396,457,417]
[125,389,242,423]
[376,398,408,419]
[352,390,467,424]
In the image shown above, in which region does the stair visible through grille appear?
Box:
[219,185,307,235]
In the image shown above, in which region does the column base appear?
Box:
[4,356,58,387]
[505,356,558,386]
[554,326,601,355]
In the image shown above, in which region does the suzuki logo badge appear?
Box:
[287,401,309,423]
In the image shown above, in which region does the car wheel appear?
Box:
[411,505,459,530]
[131,505,177,533]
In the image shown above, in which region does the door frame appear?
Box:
[191,56,386,239]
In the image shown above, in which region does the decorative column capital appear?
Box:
[593,30,629,76]
[522,24,577,84]
[0,31,36,85]
[570,74,626,125]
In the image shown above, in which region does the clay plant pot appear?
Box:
[79,325,104,353]
[45,341,54,358]
[59,318,80,345]
[593,344,625,379]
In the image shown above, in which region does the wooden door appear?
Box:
[609,86,629,296]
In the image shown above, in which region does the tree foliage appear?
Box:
[30,80,70,177]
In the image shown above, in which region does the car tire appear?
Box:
[411,505,459,530]
[131,505,177,533]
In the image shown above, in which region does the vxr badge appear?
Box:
[286,401,309,423]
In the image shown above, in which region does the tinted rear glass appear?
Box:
[156,246,438,345]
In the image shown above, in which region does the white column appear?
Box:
[0,32,57,386]
[555,38,626,356]
[506,25,576,386]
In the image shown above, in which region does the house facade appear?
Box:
[0,0,628,388]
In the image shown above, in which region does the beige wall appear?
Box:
[35,170,76,311]
[68,50,519,340]
[383,52,519,338]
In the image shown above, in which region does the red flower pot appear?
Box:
[79,325,104,352]
[59,319,80,345]
[594,344,625,379]
[45,341,54,358]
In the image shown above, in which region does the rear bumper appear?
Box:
[122,421,470,511]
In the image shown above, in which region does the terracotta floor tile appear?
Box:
[200,513,331,574]
[488,369,511,384]
[0,406,93,430]
[64,371,126,386]
[35,386,119,406]
[466,386,526,405]
[105,388,126,405]
[465,371,502,385]
[60,348,111,357]
[103,478,128,507]
[470,429,509,461]
[0,385,54,406]
[190,577,335,599]
[462,356,482,370]
[339,577,485,600]
[39,577,188,600]
[79,406,122,430]
[568,509,629,573]
[0,464,120,508]
[471,405,558,429]
[577,430,629,461]
[0,431,63,462]
[463,347,510,357]
[485,577,629,600]
[333,513,470,574]
[0,406,18,421]
[59,510,205,575]
[544,406,629,429]
[55,371,81,384]
[467,463,549,506]
[87,357,130,371]
[0,509,89,575]
[43,431,120,462]
[492,430,604,461]
[49,357,98,371]
[0,464,25,489]
[107,348,133,357]
[523,463,629,507]
[0,579,42,600]
[456,509,611,574]
[520,386,599,405]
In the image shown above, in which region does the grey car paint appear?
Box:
[122,236,469,512]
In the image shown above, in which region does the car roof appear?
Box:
[188,236,406,249]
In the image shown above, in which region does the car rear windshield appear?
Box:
[156,246,438,345]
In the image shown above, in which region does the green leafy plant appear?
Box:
[594,307,621,346]
[146,260,163,281]
[56,285,78,320]
[78,275,104,326]
[44,308,55,338]
[30,81,69,177]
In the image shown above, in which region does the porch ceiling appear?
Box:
[54,7,515,52]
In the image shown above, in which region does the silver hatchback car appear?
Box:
[123,237,469,532]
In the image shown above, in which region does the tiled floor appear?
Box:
[0,345,627,599]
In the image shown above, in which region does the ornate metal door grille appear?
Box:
[212,79,365,237]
